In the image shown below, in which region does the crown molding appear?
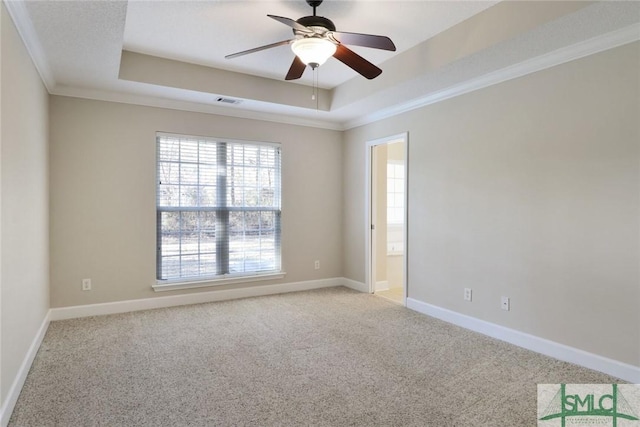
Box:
[6,0,638,132]
[3,0,55,91]
[342,23,640,130]
[50,85,344,131]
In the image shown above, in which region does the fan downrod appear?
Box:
[298,0,333,30]
[306,0,323,16]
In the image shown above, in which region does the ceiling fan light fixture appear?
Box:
[291,38,336,68]
[226,0,395,81]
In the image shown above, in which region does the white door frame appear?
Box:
[365,132,409,304]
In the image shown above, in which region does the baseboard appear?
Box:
[406,298,640,383]
[375,281,389,291]
[341,278,369,293]
[0,311,50,427]
[50,277,346,321]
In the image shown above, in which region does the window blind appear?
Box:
[156,133,281,281]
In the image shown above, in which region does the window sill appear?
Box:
[153,272,287,292]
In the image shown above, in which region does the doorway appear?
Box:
[366,133,407,305]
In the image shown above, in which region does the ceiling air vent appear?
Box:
[216,97,242,105]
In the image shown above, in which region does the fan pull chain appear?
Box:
[311,66,318,110]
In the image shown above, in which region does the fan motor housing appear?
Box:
[296,16,336,32]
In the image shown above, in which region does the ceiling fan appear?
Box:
[225,0,396,81]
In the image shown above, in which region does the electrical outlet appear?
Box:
[501,296,510,311]
[464,288,472,302]
[314,260,320,270]
[82,278,92,291]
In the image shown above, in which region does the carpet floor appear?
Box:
[9,287,619,426]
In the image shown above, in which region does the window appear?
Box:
[387,161,404,254]
[387,161,404,225]
[156,133,281,285]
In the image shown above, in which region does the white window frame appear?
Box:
[386,160,405,226]
[386,160,405,255]
[154,132,284,291]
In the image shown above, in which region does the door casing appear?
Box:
[364,132,409,304]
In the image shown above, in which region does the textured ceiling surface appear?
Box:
[8,1,640,129]
[122,1,497,88]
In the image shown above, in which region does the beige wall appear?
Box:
[343,42,640,367]
[49,96,343,307]
[1,4,50,403]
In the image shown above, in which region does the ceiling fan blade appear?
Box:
[333,44,382,80]
[330,31,396,51]
[225,39,294,59]
[267,15,314,34]
[285,56,306,80]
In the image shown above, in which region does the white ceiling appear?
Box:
[122,1,497,88]
[6,1,640,130]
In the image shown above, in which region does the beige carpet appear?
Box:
[9,287,619,426]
